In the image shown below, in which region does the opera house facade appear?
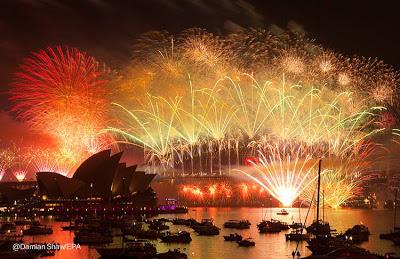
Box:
[0,150,157,209]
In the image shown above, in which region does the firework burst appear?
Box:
[10,46,114,165]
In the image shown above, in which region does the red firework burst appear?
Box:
[9,46,112,163]
[10,46,107,123]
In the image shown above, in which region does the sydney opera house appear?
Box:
[0,150,157,212]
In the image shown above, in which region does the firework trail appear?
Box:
[33,149,73,176]
[107,28,399,207]
[0,149,15,181]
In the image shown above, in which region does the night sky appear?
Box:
[1,0,400,153]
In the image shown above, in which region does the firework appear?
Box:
[0,149,15,181]
[33,149,73,176]
[179,181,267,206]
[9,28,398,208]
[235,143,321,207]
[108,28,398,207]
[10,46,114,166]
[13,170,27,182]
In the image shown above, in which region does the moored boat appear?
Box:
[160,231,192,243]
[257,219,289,233]
[95,241,156,258]
[289,222,304,229]
[136,229,162,239]
[223,220,251,229]
[74,232,113,244]
[23,225,53,235]
[237,238,255,247]
[148,220,169,231]
[285,229,310,241]
[224,233,242,241]
[192,219,220,236]
[171,218,187,225]
[157,249,188,259]
[337,224,370,244]
[277,209,289,215]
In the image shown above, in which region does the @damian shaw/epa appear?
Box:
[12,243,81,251]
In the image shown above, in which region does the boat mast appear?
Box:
[322,190,325,223]
[394,188,398,230]
[316,159,322,222]
[298,196,301,224]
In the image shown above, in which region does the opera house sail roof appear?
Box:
[34,149,156,200]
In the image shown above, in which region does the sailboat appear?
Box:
[286,197,309,241]
[257,197,289,233]
[380,188,400,244]
[304,160,380,258]
[305,160,333,237]
[305,160,343,255]
[289,197,304,229]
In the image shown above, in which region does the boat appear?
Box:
[23,225,53,235]
[305,160,352,256]
[74,232,113,244]
[380,228,400,241]
[257,219,289,233]
[26,242,59,257]
[148,220,169,231]
[224,233,242,241]
[95,241,157,258]
[136,229,162,239]
[237,238,255,247]
[183,218,198,227]
[306,220,333,236]
[0,251,34,259]
[285,229,310,241]
[121,223,143,235]
[337,224,370,244]
[54,216,71,222]
[286,200,309,241]
[381,189,400,246]
[61,223,82,231]
[160,231,192,243]
[258,223,281,233]
[223,220,251,229]
[158,206,188,214]
[14,219,38,226]
[171,218,187,225]
[158,198,188,214]
[289,222,304,229]
[277,209,289,215]
[192,219,220,235]
[303,246,381,258]
[157,249,188,259]
[0,236,30,258]
[0,222,16,234]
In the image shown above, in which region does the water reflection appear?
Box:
[6,207,400,258]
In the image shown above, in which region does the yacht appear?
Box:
[277,209,289,215]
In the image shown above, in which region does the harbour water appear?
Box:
[11,207,400,258]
